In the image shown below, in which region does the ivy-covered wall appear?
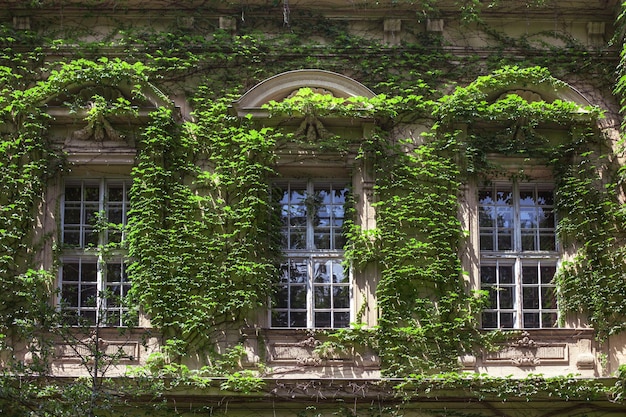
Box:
[2,0,626,415]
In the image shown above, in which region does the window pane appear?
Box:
[290,312,307,327]
[522,266,538,284]
[271,311,288,327]
[62,284,79,306]
[540,266,556,283]
[290,286,306,309]
[500,312,514,328]
[541,287,557,309]
[314,286,331,308]
[482,312,497,328]
[499,265,514,284]
[521,233,536,251]
[65,186,82,201]
[542,312,558,327]
[480,234,494,251]
[497,232,512,250]
[315,312,331,328]
[523,312,540,328]
[333,286,349,308]
[333,312,350,328]
[274,286,288,309]
[499,287,514,309]
[480,265,496,284]
[523,287,539,309]
[84,186,99,201]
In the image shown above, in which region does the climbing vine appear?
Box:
[0,1,625,414]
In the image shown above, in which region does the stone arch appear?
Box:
[232,69,376,117]
[483,78,594,111]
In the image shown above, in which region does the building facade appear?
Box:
[1,0,626,415]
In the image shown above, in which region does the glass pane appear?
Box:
[485,286,497,308]
[523,312,540,328]
[289,215,307,227]
[521,233,536,251]
[332,264,347,283]
[541,287,557,309]
[333,286,349,308]
[497,232,512,250]
[537,190,553,205]
[478,189,493,203]
[499,287,514,309]
[289,229,306,249]
[104,311,121,327]
[500,312,514,328]
[290,312,306,327]
[314,232,330,249]
[289,286,306,309]
[108,185,125,202]
[62,284,79,306]
[84,186,100,201]
[539,234,556,251]
[314,312,331,328]
[82,263,98,282]
[479,208,494,227]
[496,207,512,228]
[538,209,555,228]
[81,310,97,325]
[81,285,97,307]
[523,287,539,309]
[63,263,80,281]
[480,234,494,251]
[499,266,514,284]
[314,262,330,283]
[522,266,538,284]
[271,311,288,327]
[482,312,497,328]
[107,263,122,282]
[289,262,307,283]
[333,234,346,250]
[108,206,123,224]
[520,208,536,229]
[519,190,535,205]
[63,230,80,246]
[540,266,556,283]
[480,265,496,284]
[542,312,558,328]
[64,206,81,224]
[333,312,350,328]
[314,286,331,308]
[84,229,98,247]
[496,190,512,205]
[65,186,82,201]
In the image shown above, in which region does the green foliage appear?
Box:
[0,2,623,412]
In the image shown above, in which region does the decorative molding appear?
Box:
[483,332,568,367]
[55,339,139,363]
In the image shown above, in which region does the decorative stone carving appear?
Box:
[511,332,537,348]
[294,114,334,142]
[71,103,124,142]
[483,332,568,368]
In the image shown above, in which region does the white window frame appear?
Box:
[479,182,559,329]
[270,179,352,329]
[59,178,133,327]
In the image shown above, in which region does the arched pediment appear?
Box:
[233,69,376,117]
[485,80,593,110]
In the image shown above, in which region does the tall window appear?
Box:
[479,183,558,329]
[271,180,351,328]
[59,179,133,326]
